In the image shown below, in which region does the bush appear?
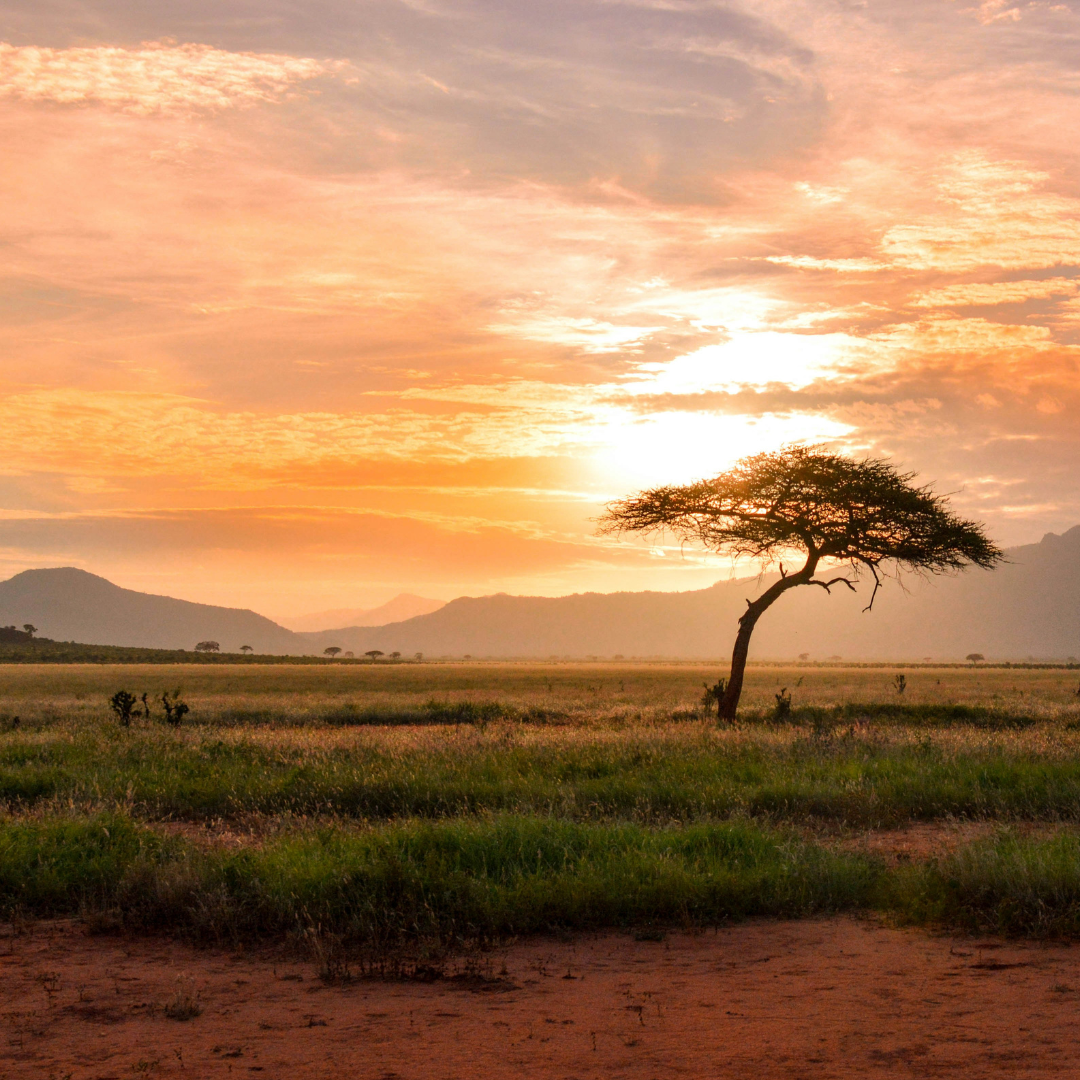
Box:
[109,691,139,727]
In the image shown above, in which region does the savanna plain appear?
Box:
[5,661,1080,1078]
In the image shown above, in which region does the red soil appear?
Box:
[4,918,1080,1078]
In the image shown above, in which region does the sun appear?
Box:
[592,409,853,491]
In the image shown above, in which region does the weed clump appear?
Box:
[163,976,202,1020]
[701,679,727,720]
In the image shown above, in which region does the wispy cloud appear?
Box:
[0,41,339,115]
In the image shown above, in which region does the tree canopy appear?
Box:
[599,445,1003,718]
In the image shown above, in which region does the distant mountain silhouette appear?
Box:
[0,568,299,653]
[297,526,1080,661]
[280,594,446,633]
[4,527,1079,660]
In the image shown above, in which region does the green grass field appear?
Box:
[3,662,1080,948]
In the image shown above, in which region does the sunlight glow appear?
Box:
[627,332,856,394]
[592,410,853,489]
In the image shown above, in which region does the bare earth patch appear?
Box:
[4,919,1080,1078]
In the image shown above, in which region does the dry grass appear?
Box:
[1,661,1078,730]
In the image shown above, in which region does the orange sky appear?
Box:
[2,0,1079,617]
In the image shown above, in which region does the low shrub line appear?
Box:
[5,815,1080,943]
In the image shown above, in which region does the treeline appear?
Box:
[0,639,362,665]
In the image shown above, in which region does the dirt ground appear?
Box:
[4,918,1080,1079]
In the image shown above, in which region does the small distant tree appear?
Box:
[798,652,809,661]
[365,650,384,661]
[344,650,354,658]
[600,445,1002,720]
[22,624,37,637]
[966,652,985,665]
[194,640,220,653]
[239,645,253,655]
[390,651,401,660]
[324,646,342,657]
[414,652,424,661]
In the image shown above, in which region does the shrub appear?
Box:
[108,690,139,727]
[773,688,792,720]
[161,690,190,727]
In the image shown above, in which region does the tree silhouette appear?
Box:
[365,649,384,661]
[599,445,1002,720]
[109,690,139,726]
[22,624,37,637]
[324,646,342,657]
[966,652,985,665]
[240,645,253,654]
[390,651,401,660]
[194,640,220,653]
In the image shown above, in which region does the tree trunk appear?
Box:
[718,555,818,722]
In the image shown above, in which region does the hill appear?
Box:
[0,568,300,653]
[299,526,1080,661]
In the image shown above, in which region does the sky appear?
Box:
[1,0,1079,618]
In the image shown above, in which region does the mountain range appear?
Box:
[279,595,445,633]
[2,524,1079,660]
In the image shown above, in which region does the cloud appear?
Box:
[6,1,1080,604]
[909,278,1079,307]
[881,153,1080,272]
[0,41,338,115]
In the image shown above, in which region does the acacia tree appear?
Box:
[599,445,1002,720]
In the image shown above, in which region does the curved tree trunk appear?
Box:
[718,554,818,721]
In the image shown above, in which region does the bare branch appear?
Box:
[862,564,882,612]
[809,576,858,594]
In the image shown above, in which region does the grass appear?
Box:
[8,811,1080,943]
[5,720,1080,827]
[3,662,1080,944]
[887,832,1080,937]
[0,813,878,944]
